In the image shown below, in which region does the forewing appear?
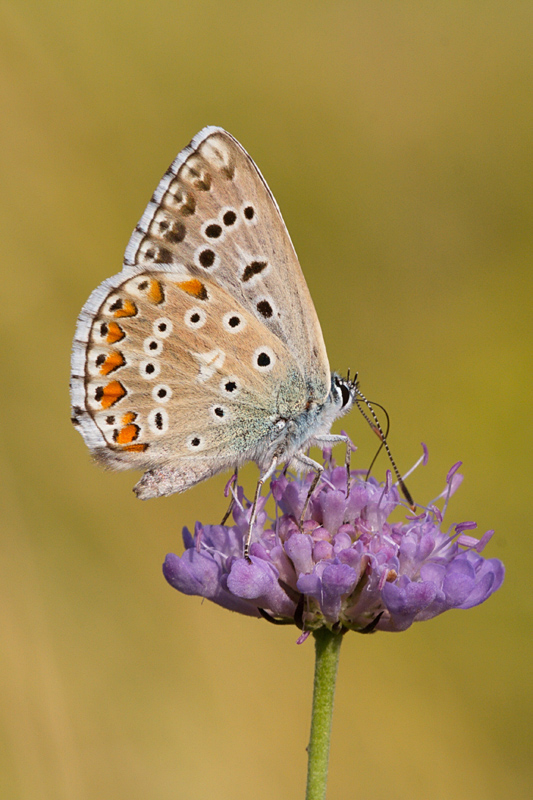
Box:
[123,127,330,399]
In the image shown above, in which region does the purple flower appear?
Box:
[163,454,504,635]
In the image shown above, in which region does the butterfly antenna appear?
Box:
[359,401,389,478]
[354,386,415,509]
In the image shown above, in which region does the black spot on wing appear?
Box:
[257,300,273,318]
[242,261,267,282]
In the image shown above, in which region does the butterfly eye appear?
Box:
[222,312,246,333]
[339,383,351,408]
[185,307,207,329]
[253,346,276,372]
[143,337,163,355]
[151,384,172,403]
[153,318,173,338]
[334,376,353,409]
[139,360,161,379]
[147,408,169,434]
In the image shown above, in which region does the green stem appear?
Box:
[305,627,343,800]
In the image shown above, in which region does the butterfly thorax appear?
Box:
[252,372,354,471]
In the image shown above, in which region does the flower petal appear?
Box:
[163,457,503,633]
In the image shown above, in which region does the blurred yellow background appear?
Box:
[1,2,531,798]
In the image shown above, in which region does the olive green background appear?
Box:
[1,2,531,798]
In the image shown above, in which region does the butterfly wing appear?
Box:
[123,127,330,397]
[71,270,311,495]
[71,128,332,497]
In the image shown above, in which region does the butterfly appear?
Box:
[71,127,362,553]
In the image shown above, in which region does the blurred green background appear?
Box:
[1,2,531,798]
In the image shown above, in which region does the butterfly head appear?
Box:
[330,371,358,420]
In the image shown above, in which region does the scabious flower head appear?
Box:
[163,452,504,637]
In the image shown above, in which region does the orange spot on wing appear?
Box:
[115,424,140,444]
[122,443,148,452]
[99,380,126,409]
[121,411,137,425]
[114,299,137,318]
[148,279,164,304]
[176,278,208,300]
[106,321,125,343]
[99,351,125,376]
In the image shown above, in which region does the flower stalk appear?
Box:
[306,627,343,800]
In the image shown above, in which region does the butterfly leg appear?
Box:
[221,468,238,525]
[312,433,354,496]
[295,432,354,529]
[294,453,324,528]
[244,457,278,561]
